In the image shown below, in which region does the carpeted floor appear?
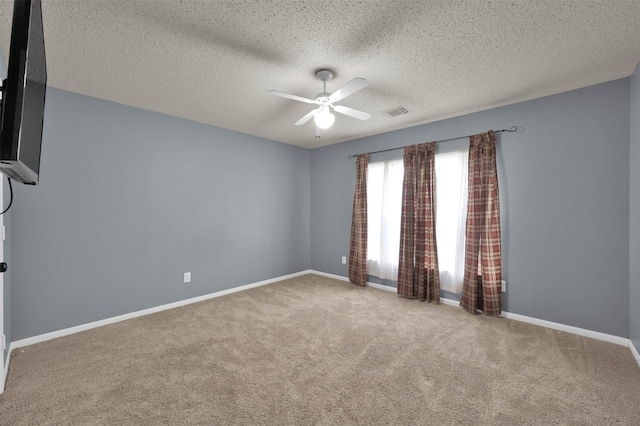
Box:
[1,273,639,425]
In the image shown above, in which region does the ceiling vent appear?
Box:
[381,105,410,118]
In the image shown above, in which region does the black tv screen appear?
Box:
[0,0,47,185]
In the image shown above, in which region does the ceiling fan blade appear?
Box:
[268,90,316,104]
[328,77,368,103]
[295,108,320,125]
[333,105,372,121]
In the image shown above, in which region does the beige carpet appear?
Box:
[1,274,639,425]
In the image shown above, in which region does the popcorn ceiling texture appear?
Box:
[1,0,639,148]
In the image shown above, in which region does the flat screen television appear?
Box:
[0,0,47,185]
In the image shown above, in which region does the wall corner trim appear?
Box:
[9,270,312,352]
[630,340,640,368]
[1,342,12,394]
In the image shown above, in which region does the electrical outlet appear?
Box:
[1,334,5,351]
[341,256,346,265]
[184,272,191,283]
[501,280,506,292]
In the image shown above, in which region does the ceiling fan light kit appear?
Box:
[314,106,335,129]
[268,69,372,136]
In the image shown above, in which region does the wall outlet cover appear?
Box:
[341,256,346,265]
[184,272,191,283]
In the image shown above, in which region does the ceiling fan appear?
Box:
[268,70,371,136]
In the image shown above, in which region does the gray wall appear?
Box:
[630,61,640,350]
[1,47,10,363]
[311,78,630,338]
[3,64,635,343]
[11,88,310,340]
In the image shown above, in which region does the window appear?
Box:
[367,160,403,280]
[366,149,468,293]
[434,150,468,293]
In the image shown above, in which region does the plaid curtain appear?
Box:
[349,154,369,287]
[460,131,502,315]
[397,142,440,302]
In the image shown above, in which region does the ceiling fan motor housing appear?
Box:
[315,93,331,103]
[316,70,333,82]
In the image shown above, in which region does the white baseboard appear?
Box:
[366,282,394,292]
[500,311,629,346]
[367,281,461,307]
[308,270,631,349]
[1,343,12,394]
[309,270,350,282]
[6,268,639,386]
[11,270,312,351]
[310,270,465,307]
[630,340,640,367]
[439,297,461,307]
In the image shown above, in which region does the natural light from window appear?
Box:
[367,160,403,280]
[434,150,468,293]
[367,149,468,293]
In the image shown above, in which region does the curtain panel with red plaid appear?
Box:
[349,153,369,287]
[460,131,502,315]
[397,142,440,302]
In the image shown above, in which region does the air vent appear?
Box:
[381,105,410,118]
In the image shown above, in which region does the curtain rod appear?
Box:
[347,126,520,159]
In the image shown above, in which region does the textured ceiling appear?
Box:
[1,0,640,148]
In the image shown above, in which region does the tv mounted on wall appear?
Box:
[0,0,47,185]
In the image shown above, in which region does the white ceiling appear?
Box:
[1,0,640,148]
